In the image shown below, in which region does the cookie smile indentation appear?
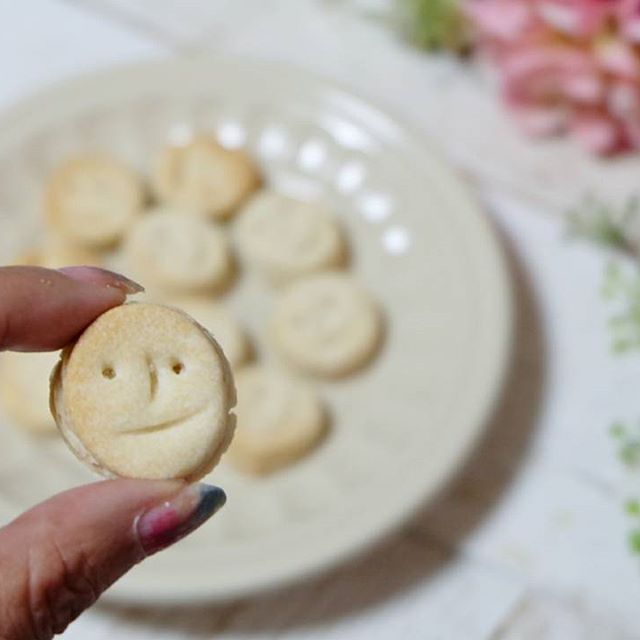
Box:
[121,409,202,435]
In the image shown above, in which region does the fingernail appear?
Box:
[58,266,145,295]
[136,484,226,556]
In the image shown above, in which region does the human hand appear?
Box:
[0,266,225,639]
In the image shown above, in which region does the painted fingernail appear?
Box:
[58,266,145,295]
[136,484,226,556]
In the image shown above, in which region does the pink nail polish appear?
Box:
[58,266,145,295]
[136,484,226,556]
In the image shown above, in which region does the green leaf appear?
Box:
[628,529,640,555]
[626,499,640,517]
[597,261,640,355]
[395,0,471,52]
[619,441,640,468]
[567,196,638,256]
[610,420,640,469]
[610,423,627,439]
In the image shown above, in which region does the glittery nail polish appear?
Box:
[136,484,226,555]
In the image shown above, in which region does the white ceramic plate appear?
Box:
[0,57,511,604]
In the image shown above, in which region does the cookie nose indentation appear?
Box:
[102,366,116,379]
[147,359,158,400]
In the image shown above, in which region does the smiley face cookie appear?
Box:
[0,351,59,434]
[153,135,260,220]
[228,365,327,475]
[13,235,103,269]
[124,209,233,294]
[236,191,346,284]
[45,155,145,248]
[270,273,383,378]
[50,303,237,481]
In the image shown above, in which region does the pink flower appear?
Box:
[465,1,537,41]
[509,103,569,137]
[596,37,640,78]
[617,0,640,42]
[608,80,640,118]
[537,0,614,37]
[500,46,604,104]
[570,110,625,154]
[467,0,640,155]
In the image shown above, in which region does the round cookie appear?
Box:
[45,155,145,248]
[236,191,346,284]
[50,303,237,481]
[0,351,59,434]
[13,235,103,269]
[270,273,383,378]
[124,209,233,294]
[153,135,260,220]
[228,365,327,475]
[172,298,251,370]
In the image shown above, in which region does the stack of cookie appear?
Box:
[0,134,383,476]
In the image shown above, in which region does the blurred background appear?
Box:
[2,1,640,638]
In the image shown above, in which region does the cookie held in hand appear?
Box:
[50,303,236,481]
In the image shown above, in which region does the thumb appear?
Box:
[0,479,225,640]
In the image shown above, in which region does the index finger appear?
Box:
[0,266,142,352]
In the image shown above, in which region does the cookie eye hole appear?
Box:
[102,366,116,379]
[171,361,184,375]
